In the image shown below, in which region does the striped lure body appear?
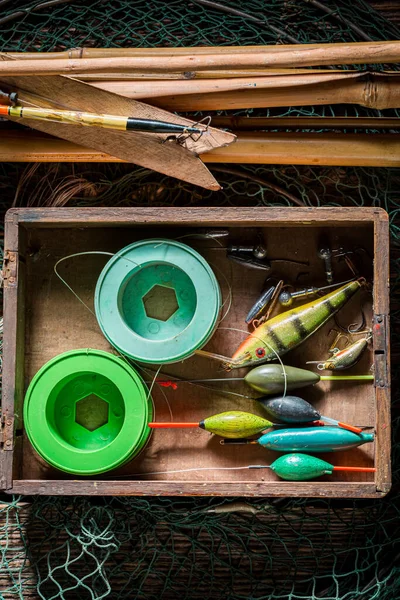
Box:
[225,280,362,369]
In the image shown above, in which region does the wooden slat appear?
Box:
[8,480,380,497]
[373,212,391,494]
[1,130,400,167]
[8,206,386,226]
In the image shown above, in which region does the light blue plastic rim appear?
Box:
[94,239,221,364]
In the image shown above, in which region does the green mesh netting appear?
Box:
[1,1,400,599]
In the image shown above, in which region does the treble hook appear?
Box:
[334,291,368,334]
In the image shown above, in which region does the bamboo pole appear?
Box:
[4,41,400,59]
[1,41,400,74]
[86,71,362,100]
[210,116,400,130]
[89,74,400,110]
[1,130,399,167]
[77,68,346,81]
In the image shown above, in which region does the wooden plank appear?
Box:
[373,212,391,493]
[7,480,381,497]
[1,131,400,167]
[0,213,21,490]
[11,206,385,226]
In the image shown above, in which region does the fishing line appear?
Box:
[218,326,288,398]
[105,465,269,479]
[54,250,175,419]
[54,250,141,315]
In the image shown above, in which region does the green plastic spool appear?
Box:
[24,349,152,475]
[94,239,221,364]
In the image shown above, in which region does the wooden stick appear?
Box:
[1,41,400,74]
[4,42,400,59]
[130,74,400,111]
[210,116,400,130]
[76,68,346,81]
[86,71,363,100]
[1,130,399,167]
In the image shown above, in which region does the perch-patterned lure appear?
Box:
[223,279,362,370]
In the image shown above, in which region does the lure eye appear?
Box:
[256,347,266,358]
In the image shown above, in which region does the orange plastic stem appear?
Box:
[337,421,363,434]
[148,422,198,428]
[0,106,9,116]
[332,466,376,472]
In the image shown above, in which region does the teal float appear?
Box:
[95,239,221,364]
[258,426,374,452]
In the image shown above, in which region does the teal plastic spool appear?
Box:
[94,239,221,364]
[24,349,153,475]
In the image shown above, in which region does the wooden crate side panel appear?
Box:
[373,212,391,494]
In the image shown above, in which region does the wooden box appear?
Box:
[0,207,390,497]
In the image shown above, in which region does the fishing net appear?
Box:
[1,1,400,599]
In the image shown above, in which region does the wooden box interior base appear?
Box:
[9,220,382,493]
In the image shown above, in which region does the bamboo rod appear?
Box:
[1,130,399,167]
[77,68,346,81]
[210,116,400,130]
[126,75,400,111]
[4,41,400,59]
[86,71,363,100]
[1,41,400,74]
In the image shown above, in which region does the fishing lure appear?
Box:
[222,426,374,452]
[257,395,363,433]
[223,279,363,370]
[268,453,375,481]
[148,411,273,438]
[307,335,371,371]
[245,285,275,324]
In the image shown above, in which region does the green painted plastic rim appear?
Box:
[94,239,221,364]
[24,349,152,475]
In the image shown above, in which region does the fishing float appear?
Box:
[221,426,374,452]
[256,395,364,433]
[154,364,374,396]
[148,410,364,439]
[258,453,375,481]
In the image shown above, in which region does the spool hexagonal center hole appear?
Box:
[75,394,109,432]
[142,284,179,322]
